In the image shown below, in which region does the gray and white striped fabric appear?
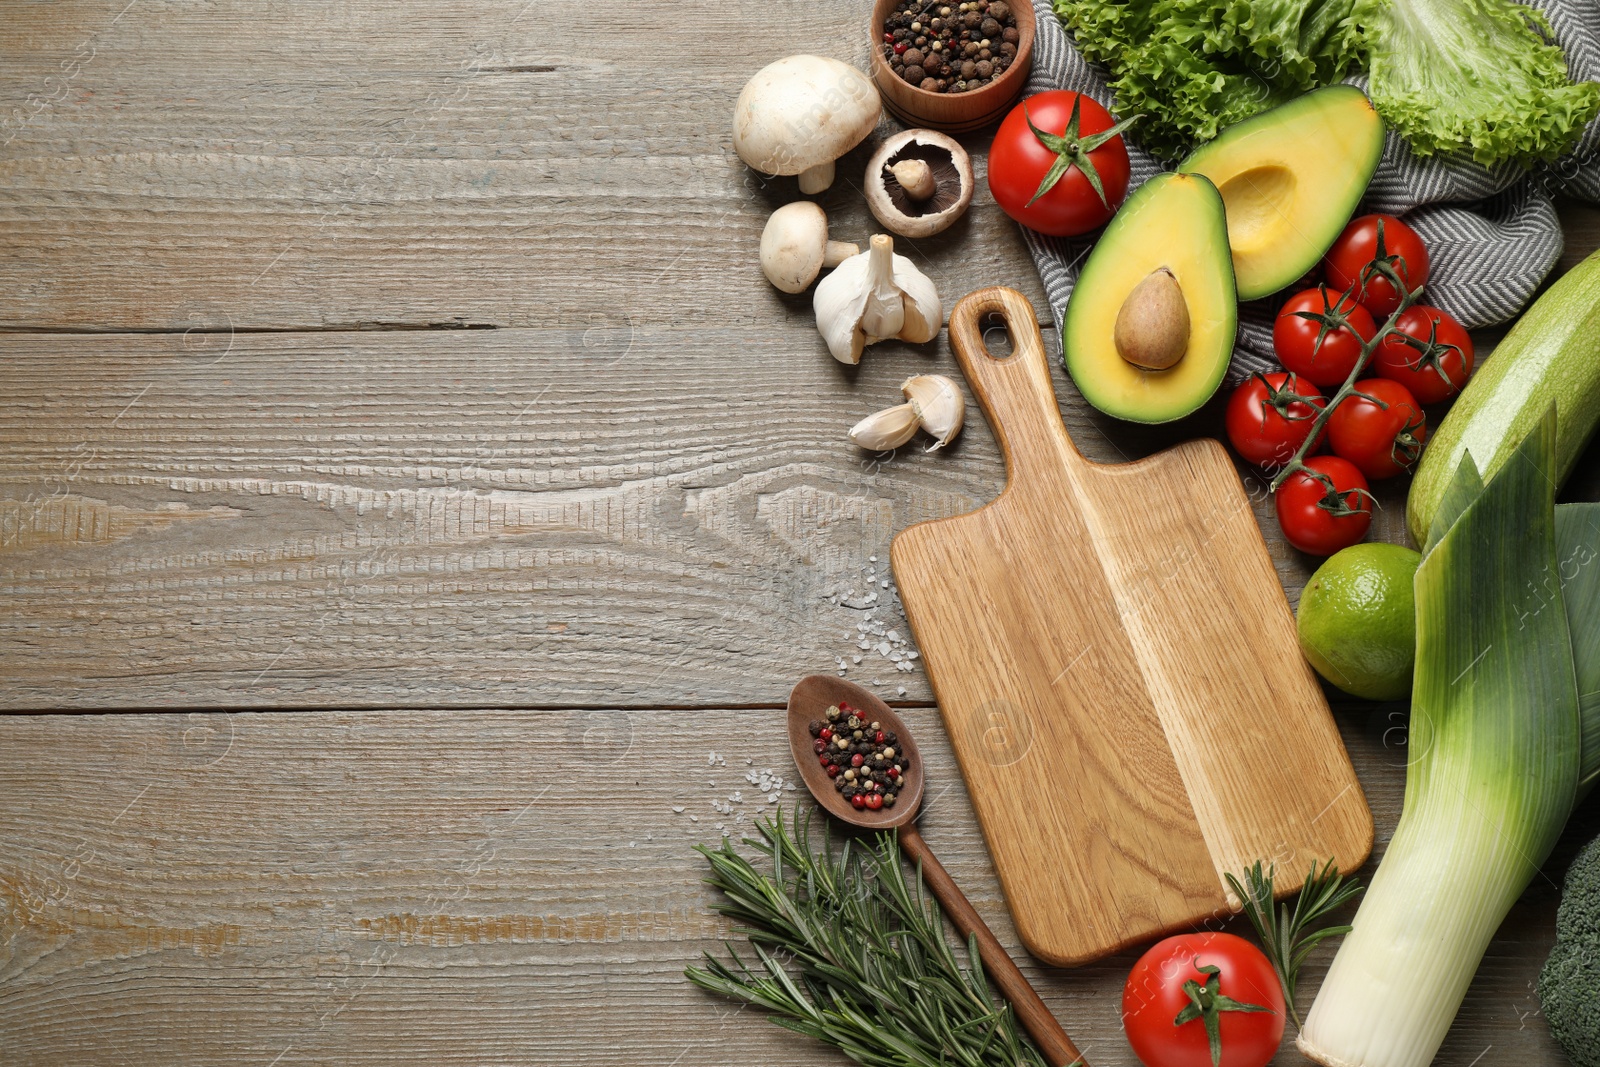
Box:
[1021,0,1600,383]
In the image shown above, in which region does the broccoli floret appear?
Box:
[1540,833,1600,1066]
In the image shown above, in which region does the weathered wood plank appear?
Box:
[6,1,1595,335]
[0,707,1584,1065]
[0,0,1047,331]
[1,324,1355,709]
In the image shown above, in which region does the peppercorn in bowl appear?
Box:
[869,0,1034,132]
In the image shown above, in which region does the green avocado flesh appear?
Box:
[1063,171,1236,424]
[1180,85,1385,301]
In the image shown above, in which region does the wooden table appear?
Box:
[3,3,1597,1063]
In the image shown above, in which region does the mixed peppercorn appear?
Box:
[810,701,909,811]
[882,0,1019,95]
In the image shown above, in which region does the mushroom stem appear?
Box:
[822,240,859,268]
[797,160,836,194]
[888,159,937,201]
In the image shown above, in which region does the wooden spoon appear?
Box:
[786,674,1088,1067]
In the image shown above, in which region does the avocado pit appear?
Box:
[1113,267,1190,371]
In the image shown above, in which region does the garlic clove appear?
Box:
[891,256,943,344]
[901,374,965,451]
[849,402,922,450]
[813,253,874,364]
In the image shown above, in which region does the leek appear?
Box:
[1298,411,1586,1067]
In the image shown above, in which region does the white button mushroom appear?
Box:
[733,55,882,195]
[759,202,860,294]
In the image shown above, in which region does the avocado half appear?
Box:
[1179,85,1384,301]
[1063,172,1237,424]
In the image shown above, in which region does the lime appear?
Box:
[1296,542,1421,701]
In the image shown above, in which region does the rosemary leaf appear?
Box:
[686,808,1049,1067]
[1225,858,1363,1029]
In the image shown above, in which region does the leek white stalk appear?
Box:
[1298,412,1582,1067]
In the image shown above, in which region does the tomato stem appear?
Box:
[1173,960,1275,1067]
[1023,95,1140,209]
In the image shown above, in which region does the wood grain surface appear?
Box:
[0,326,1329,710]
[0,708,1590,1067]
[3,0,1600,1063]
[894,289,1369,966]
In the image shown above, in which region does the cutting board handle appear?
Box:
[947,287,1084,484]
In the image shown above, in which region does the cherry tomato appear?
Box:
[1273,286,1378,388]
[989,90,1132,237]
[1327,378,1427,480]
[1224,372,1327,469]
[1122,932,1284,1067]
[1275,456,1372,555]
[1324,214,1431,318]
[1374,305,1474,403]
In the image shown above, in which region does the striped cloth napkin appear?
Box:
[1020,0,1600,382]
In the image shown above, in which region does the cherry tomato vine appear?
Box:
[1266,220,1426,519]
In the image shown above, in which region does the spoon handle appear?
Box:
[897,822,1088,1067]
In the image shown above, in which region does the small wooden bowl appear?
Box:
[869,0,1035,133]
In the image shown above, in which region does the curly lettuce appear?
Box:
[1362,0,1600,164]
[1054,0,1366,157]
[1055,0,1600,166]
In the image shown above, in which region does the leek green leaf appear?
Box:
[1557,503,1600,792]
[1421,452,1485,558]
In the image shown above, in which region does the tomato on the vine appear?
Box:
[1273,286,1377,388]
[1224,372,1326,469]
[1374,305,1474,403]
[1327,378,1427,480]
[1324,214,1431,318]
[1275,456,1373,555]
[988,90,1134,237]
[1122,932,1284,1067]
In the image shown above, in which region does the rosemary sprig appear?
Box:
[686,808,1051,1067]
[1225,858,1363,1029]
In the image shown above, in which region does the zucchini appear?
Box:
[1409,249,1600,547]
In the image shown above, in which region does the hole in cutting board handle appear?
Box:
[978,312,1017,361]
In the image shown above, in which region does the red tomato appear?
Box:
[1273,286,1378,388]
[989,90,1132,237]
[1324,214,1431,318]
[1122,932,1284,1067]
[1375,305,1475,403]
[1328,378,1427,480]
[1225,372,1327,469]
[1275,456,1373,555]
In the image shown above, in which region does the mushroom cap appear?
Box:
[864,129,975,239]
[760,201,830,294]
[733,55,881,177]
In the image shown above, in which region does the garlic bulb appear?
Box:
[901,374,965,451]
[848,402,921,451]
[813,233,942,365]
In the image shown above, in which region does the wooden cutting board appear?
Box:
[891,287,1373,967]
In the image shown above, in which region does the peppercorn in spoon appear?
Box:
[786,674,1088,1067]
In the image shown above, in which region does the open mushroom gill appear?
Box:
[883,143,965,218]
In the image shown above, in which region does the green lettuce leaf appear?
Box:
[1362,0,1600,164]
[1054,0,1599,165]
[1053,0,1364,157]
